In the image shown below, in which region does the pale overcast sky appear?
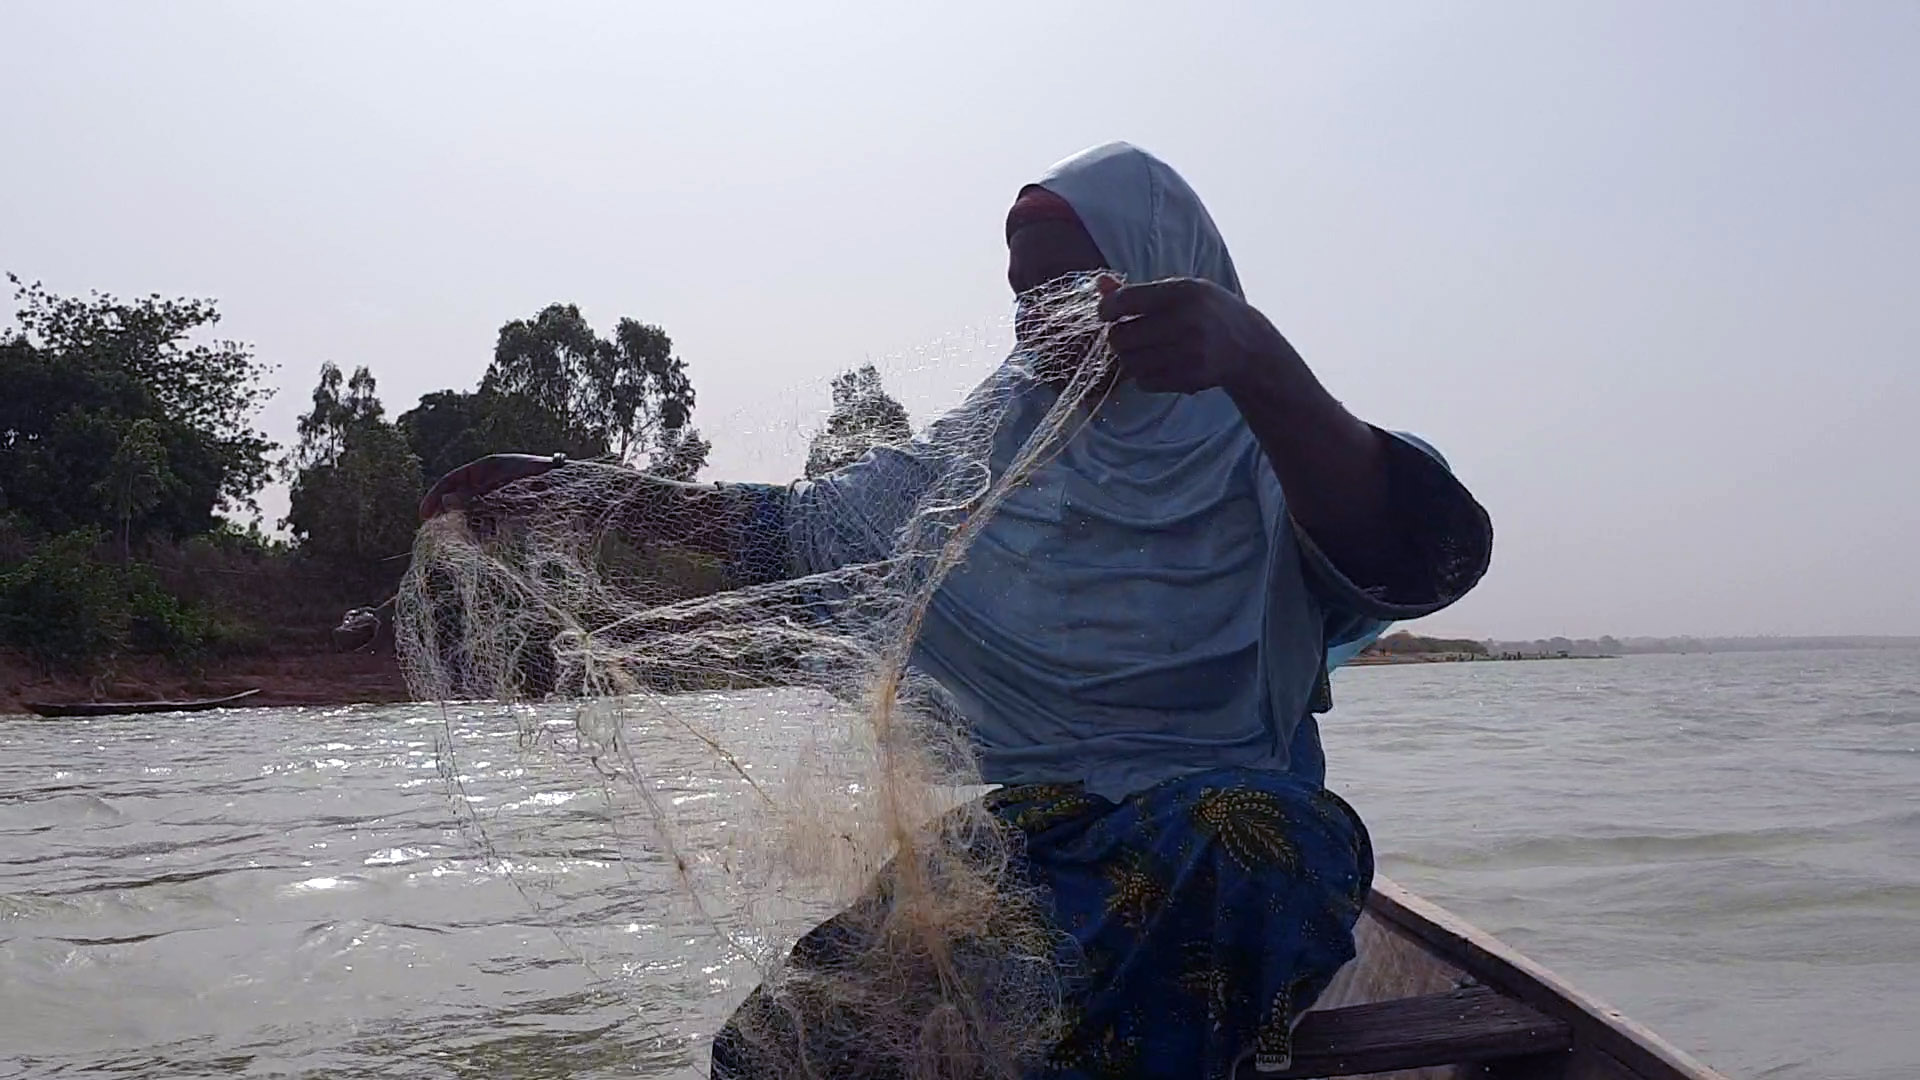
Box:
[4,2,1916,639]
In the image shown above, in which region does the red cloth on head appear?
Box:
[1005,186,1082,240]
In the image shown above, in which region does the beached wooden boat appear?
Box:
[22,688,262,718]
[1268,876,1727,1079]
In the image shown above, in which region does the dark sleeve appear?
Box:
[1291,428,1493,623]
[715,482,793,588]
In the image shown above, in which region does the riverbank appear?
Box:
[0,648,408,716]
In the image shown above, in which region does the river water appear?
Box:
[2,650,1915,1079]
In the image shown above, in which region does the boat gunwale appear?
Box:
[1366,875,1729,1080]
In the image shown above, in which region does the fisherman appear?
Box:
[422,142,1492,1079]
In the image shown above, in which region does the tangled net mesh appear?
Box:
[395,276,1118,1079]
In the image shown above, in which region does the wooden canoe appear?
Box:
[1259,876,1727,1079]
[22,687,262,718]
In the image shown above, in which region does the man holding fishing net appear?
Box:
[419,143,1490,1080]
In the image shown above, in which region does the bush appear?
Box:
[0,529,125,671]
[126,571,210,662]
[199,615,269,657]
[0,528,239,672]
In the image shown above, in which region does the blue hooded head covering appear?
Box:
[1033,141,1244,295]
[787,143,1434,798]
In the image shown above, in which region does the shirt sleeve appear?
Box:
[780,368,1024,580]
[1260,427,1493,630]
[710,454,929,588]
[782,443,948,578]
[713,481,794,588]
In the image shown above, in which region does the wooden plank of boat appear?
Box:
[1282,983,1571,1077]
[22,688,263,719]
[1254,875,1728,1080]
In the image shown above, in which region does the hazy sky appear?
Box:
[5,2,1916,639]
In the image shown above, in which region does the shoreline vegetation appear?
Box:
[1347,632,1614,666]
[1350,631,1920,666]
[0,277,889,715]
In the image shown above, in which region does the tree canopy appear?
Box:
[482,303,708,473]
[0,275,276,542]
[398,303,711,488]
[284,363,422,576]
[805,364,913,478]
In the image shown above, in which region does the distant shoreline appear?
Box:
[1355,631,1920,667]
[1347,652,1616,666]
[7,638,1915,715]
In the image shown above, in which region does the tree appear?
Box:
[396,387,599,488]
[0,529,122,671]
[483,303,706,475]
[484,304,601,435]
[600,317,697,463]
[398,303,709,487]
[285,364,422,576]
[0,276,276,541]
[805,364,913,478]
[397,390,492,488]
[95,418,172,562]
[293,361,385,470]
[648,426,712,483]
[5,275,275,514]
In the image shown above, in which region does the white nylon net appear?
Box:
[395,275,1117,1080]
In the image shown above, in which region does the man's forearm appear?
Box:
[1225,335,1398,582]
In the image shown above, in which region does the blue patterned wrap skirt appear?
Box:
[712,766,1373,1080]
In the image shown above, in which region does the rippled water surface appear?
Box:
[3,651,1915,1079]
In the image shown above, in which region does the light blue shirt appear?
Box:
[778,144,1490,799]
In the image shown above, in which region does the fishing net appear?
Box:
[395,275,1118,1080]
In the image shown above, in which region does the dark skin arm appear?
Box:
[1008,215,1396,583]
[1097,277,1396,582]
[418,454,756,563]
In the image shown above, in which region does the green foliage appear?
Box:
[125,573,212,661]
[0,513,34,564]
[396,390,498,488]
[480,302,709,475]
[193,517,290,559]
[0,275,276,543]
[1370,631,1490,656]
[299,303,716,593]
[284,364,423,578]
[397,387,616,488]
[95,418,174,560]
[806,364,913,478]
[0,529,228,672]
[0,278,718,674]
[0,530,123,671]
[292,361,385,469]
[649,426,712,482]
